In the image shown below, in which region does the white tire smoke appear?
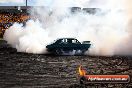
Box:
[3,0,132,55]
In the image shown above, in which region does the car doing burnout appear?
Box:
[46,38,91,55]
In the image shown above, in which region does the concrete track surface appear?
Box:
[0,40,132,88]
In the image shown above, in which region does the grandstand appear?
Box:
[0,6,30,37]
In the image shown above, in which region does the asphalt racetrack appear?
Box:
[0,40,132,88]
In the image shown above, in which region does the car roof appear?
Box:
[57,38,77,40]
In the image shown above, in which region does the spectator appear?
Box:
[0,11,30,37]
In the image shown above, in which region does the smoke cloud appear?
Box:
[3,0,132,55]
[113,0,132,55]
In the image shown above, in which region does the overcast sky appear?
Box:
[0,0,35,6]
[0,0,100,6]
[0,0,97,6]
[0,0,101,6]
[0,0,124,9]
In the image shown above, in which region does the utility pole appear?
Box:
[26,0,27,6]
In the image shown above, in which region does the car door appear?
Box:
[58,39,68,49]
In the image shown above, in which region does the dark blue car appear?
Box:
[46,38,91,55]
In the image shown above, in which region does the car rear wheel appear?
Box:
[55,49,63,55]
[75,49,87,55]
[81,49,87,55]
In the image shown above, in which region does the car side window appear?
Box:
[61,39,67,44]
[72,39,76,43]
[71,39,80,44]
[56,39,81,44]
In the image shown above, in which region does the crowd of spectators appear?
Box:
[0,12,30,37]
